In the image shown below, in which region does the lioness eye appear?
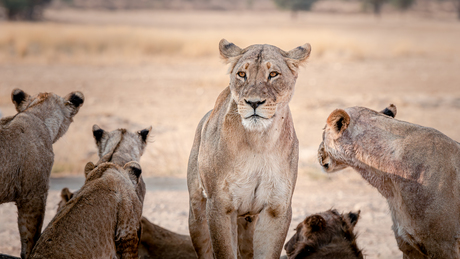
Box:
[269,71,279,79]
[237,71,246,78]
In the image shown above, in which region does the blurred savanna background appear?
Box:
[0,0,460,257]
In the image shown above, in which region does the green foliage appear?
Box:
[0,0,51,20]
[273,0,319,11]
[1,0,31,10]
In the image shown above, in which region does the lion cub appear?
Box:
[0,89,84,259]
[284,209,363,259]
[58,188,197,259]
[31,162,144,258]
[319,105,460,258]
[92,124,151,204]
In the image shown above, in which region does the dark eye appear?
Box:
[269,71,279,79]
[237,71,246,78]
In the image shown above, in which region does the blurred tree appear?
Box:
[390,0,414,10]
[366,0,386,15]
[273,0,319,17]
[364,0,415,16]
[1,0,51,20]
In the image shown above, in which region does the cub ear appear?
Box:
[380,104,397,118]
[84,161,95,178]
[138,126,152,143]
[92,124,106,144]
[124,161,142,184]
[65,91,85,109]
[326,109,350,138]
[346,210,361,227]
[304,215,326,232]
[219,39,243,62]
[11,89,30,112]
[284,43,311,72]
[60,187,74,202]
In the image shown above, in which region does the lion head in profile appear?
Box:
[219,39,311,131]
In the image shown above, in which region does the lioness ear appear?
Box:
[60,187,74,202]
[346,210,361,227]
[84,161,95,178]
[326,109,350,138]
[124,161,142,185]
[92,124,106,144]
[65,91,85,109]
[380,104,397,118]
[219,39,243,61]
[284,43,311,72]
[304,215,326,232]
[11,89,30,112]
[138,126,152,143]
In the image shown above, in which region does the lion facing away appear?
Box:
[318,104,460,258]
[31,162,144,259]
[284,209,363,259]
[91,124,151,204]
[58,189,197,259]
[187,39,311,258]
[0,89,84,259]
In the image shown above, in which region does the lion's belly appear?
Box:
[226,154,293,216]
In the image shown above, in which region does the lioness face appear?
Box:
[284,209,360,259]
[318,105,397,173]
[219,39,311,131]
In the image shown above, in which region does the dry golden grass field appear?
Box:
[0,8,460,258]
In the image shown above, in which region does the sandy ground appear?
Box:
[1,9,460,258]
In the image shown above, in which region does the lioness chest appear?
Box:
[220,152,293,216]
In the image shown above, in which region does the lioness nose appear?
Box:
[245,99,266,110]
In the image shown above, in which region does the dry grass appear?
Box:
[1,10,459,64]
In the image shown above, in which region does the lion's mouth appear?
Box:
[245,114,267,120]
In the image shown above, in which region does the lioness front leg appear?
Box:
[17,196,46,259]
[253,206,292,259]
[207,198,238,259]
[189,194,213,259]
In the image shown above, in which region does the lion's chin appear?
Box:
[241,116,273,131]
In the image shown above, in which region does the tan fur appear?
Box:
[284,209,363,259]
[318,104,460,258]
[56,188,197,259]
[92,125,152,205]
[187,39,311,259]
[31,162,143,258]
[138,217,197,259]
[0,89,84,259]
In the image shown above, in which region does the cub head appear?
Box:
[219,39,311,131]
[92,125,152,165]
[284,209,362,259]
[11,89,84,143]
[57,187,74,212]
[318,104,397,173]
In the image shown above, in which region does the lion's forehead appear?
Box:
[239,45,284,63]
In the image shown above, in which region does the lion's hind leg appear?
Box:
[237,215,258,259]
[17,195,46,259]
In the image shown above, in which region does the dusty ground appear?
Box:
[1,9,460,258]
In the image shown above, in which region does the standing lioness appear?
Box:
[187,39,311,259]
[318,105,460,258]
[0,89,84,259]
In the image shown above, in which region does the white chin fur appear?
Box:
[242,116,272,131]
